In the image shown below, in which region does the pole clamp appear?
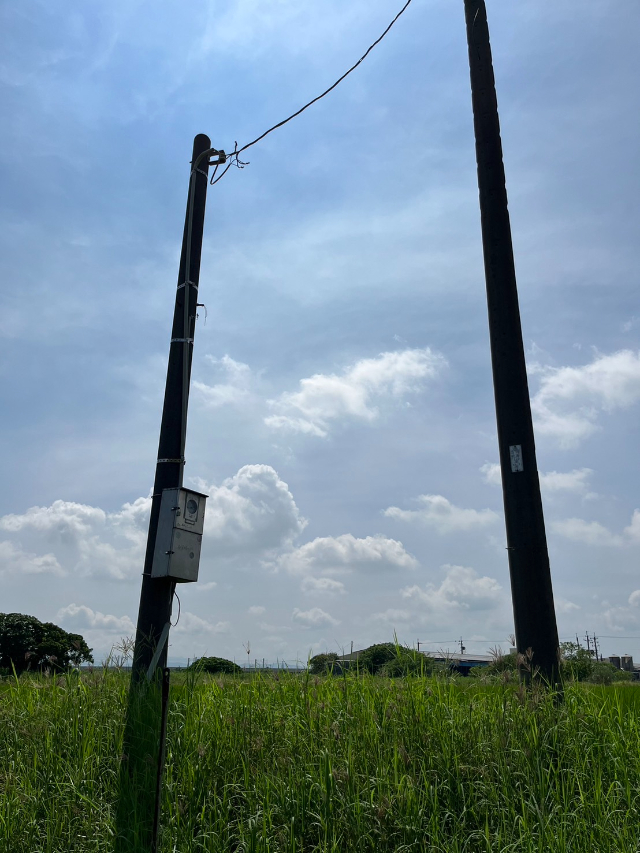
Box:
[170,337,193,344]
[157,458,185,464]
[177,280,198,290]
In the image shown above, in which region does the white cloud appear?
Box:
[276,533,417,577]
[531,350,640,448]
[56,603,134,633]
[552,508,640,549]
[401,564,502,612]
[248,605,266,615]
[0,540,65,576]
[480,462,502,486]
[199,464,307,557]
[265,348,445,437]
[629,590,640,607]
[172,612,230,634]
[0,497,149,580]
[541,468,594,494]
[0,500,106,538]
[193,355,254,409]
[481,463,594,494]
[384,494,499,533]
[300,576,346,595]
[551,518,623,547]
[371,608,410,623]
[556,598,580,614]
[623,510,640,542]
[292,607,339,627]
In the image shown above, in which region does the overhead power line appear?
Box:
[209,0,415,186]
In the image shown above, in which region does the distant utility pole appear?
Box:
[130,133,212,682]
[463,1,559,684]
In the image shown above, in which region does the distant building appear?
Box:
[608,654,640,679]
[335,649,493,676]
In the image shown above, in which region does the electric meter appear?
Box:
[151,487,207,582]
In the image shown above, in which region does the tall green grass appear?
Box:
[1,670,640,851]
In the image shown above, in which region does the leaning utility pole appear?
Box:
[130,133,211,682]
[463,0,559,683]
[116,134,219,852]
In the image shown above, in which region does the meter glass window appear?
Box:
[186,498,198,516]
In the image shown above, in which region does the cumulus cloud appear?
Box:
[0,540,65,576]
[371,608,410,623]
[265,348,445,437]
[0,500,106,539]
[0,498,148,580]
[481,463,594,494]
[555,598,580,614]
[551,508,640,549]
[401,564,502,612]
[479,462,502,486]
[384,494,499,533]
[292,607,339,627]
[531,350,640,448]
[57,603,134,633]
[300,576,346,595]
[193,355,254,409]
[248,605,266,615]
[551,518,623,547]
[276,533,417,577]
[172,613,230,634]
[198,464,307,557]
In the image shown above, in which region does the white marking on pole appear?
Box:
[509,445,523,472]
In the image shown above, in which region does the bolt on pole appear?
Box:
[463,0,560,683]
[130,133,211,683]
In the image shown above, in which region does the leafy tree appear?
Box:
[0,613,93,674]
[588,660,632,685]
[380,648,440,677]
[357,643,399,674]
[559,642,595,682]
[188,656,242,675]
[309,653,338,675]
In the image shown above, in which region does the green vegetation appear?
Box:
[187,656,242,675]
[1,669,640,851]
[308,653,338,675]
[0,612,93,675]
[474,642,634,685]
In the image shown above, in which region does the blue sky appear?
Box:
[1,0,640,666]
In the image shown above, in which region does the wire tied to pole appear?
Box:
[208,0,414,186]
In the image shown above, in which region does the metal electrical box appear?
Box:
[151,487,207,583]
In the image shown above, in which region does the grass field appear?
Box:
[1,670,640,852]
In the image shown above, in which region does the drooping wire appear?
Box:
[211,0,414,185]
[171,588,181,627]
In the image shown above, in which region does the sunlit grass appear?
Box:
[1,669,640,851]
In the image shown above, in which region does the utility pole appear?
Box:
[116,134,218,852]
[130,133,212,682]
[463,0,559,684]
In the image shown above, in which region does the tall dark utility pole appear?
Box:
[130,133,211,682]
[116,135,215,852]
[463,1,559,683]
